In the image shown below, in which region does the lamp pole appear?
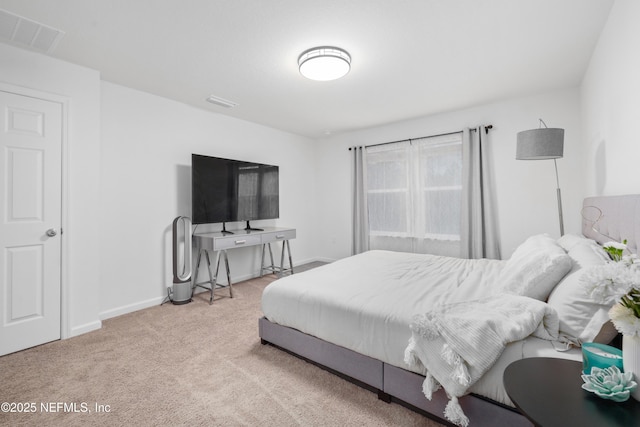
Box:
[554,158,564,236]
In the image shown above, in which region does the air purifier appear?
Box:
[168,216,193,305]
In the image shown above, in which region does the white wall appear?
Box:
[313,88,584,260]
[99,82,317,318]
[581,0,640,196]
[0,43,102,336]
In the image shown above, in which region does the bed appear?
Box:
[258,194,640,426]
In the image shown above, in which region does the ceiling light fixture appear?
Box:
[298,46,351,81]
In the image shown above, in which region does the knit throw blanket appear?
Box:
[404,294,559,427]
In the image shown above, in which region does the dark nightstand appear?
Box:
[503,357,640,427]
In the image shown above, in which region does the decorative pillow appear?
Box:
[499,234,573,301]
[547,241,616,345]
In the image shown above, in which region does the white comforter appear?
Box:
[261,250,581,405]
[263,250,506,360]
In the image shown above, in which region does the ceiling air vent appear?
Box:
[0,9,65,53]
[205,95,238,108]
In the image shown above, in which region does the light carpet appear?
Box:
[0,271,445,426]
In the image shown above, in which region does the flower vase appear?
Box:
[623,334,640,401]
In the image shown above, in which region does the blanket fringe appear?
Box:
[403,337,424,370]
[441,344,470,387]
[422,372,440,399]
[410,314,439,340]
[444,396,469,427]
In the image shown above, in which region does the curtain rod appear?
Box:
[348,124,493,150]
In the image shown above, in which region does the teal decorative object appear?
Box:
[581,366,637,402]
[582,342,624,374]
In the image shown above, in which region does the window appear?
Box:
[366,133,462,244]
[367,146,410,235]
[416,136,463,239]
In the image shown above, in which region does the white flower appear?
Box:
[581,263,637,305]
[584,238,640,337]
[609,304,640,337]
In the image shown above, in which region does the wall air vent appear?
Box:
[0,9,65,53]
[205,95,238,108]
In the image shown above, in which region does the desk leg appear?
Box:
[279,242,286,278]
[191,249,203,297]
[268,243,275,271]
[191,248,232,305]
[223,250,233,298]
[260,244,275,277]
[260,243,278,277]
[278,240,294,278]
[206,250,217,305]
[286,240,294,274]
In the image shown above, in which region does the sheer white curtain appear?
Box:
[365,134,463,256]
[460,127,500,259]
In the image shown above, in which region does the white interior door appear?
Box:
[0,90,62,356]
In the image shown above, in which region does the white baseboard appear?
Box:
[69,320,102,337]
[98,277,252,321]
[310,256,337,263]
[99,296,165,321]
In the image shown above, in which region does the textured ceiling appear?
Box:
[0,0,614,138]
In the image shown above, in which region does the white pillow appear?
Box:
[499,234,573,301]
[556,233,600,252]
[547,241,615,345]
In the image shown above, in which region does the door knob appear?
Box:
[46,228,57,237]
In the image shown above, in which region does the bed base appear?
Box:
[259,317,532,427]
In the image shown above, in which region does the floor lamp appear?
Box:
[516,119,565,236]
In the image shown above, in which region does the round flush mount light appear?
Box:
[298,46,351,81]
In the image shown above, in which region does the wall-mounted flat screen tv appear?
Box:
[191,154,279,225]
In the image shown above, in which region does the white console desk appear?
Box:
[192,227,296,304]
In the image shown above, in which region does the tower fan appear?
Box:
[167,216,193,304]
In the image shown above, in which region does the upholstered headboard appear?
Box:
[582,194,640,255]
